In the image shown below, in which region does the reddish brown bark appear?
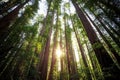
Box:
[48,29,57,80]
[39,11,54,80]
[84,10,120,66]
[39,27,52,80]
[64,17,77,80]
[72,1,120,79]
[0,0,29,32]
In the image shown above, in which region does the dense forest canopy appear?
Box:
[0,0,120,80]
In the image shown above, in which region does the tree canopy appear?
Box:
[0,0,120,80]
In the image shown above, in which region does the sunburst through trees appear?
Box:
[0,0,120,80]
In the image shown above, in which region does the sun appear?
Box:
[56,46,62,71]
[56,46,62,58]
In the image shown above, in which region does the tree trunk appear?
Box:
[72,1,120,79]
[0,0,29,32]
[0,1,19,15]
[83,10,120,67]
[39,27,52,80]
[39,11,54,80]
[48,10,59,80]
[40,0,52,36]
[72,20,92,80]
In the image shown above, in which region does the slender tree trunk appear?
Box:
[65,26,71,80]
[40,0,52,36]
[39,27,52,80]
[48,10,59,80]
[72,1,120,79]
[0,0,29,32]
[48,32,57,80]
[103,20,120,37]
[72,21,92,80]
[83,10,120,66]
[0,1,19,15]
[97,0,120,16]
[64,16,78,80]
[96,3,120,27]
[92,12,120,48]
[39,11,54,80]
[59,28,65,80]
[0,40,24,79]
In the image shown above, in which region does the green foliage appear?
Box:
[92,42,103,49]
[0,0,120,80]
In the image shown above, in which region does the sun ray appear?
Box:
[56,46,62,58]
[55,45,62,71]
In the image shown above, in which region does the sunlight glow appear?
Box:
[56,46,62,58]
[72,32,80,62]
[56,46,62,71]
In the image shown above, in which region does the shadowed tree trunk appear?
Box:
[0,0,20,15]
[39,27,52,80]
[48,9,59,80]
[72,1,120,79]
[0,0,30,33]
[83,9,120,67]
[91,11,120,48]
[64,14,78,80]
[72,19,92,80]
[39,10,55,80]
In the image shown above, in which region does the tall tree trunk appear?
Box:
[48,10,59,80]
[72,1,120,79]
[40,0,52,36]
[72,20,92,80]
[91,11,120,48]
[96,3,120,27]
[64,16,77,80]
[39,11,54,80]
[0,0,29,32]
[65,26,71,80]
[48,34,57,80]
[83,9,120,67]
[39,27,52,80]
